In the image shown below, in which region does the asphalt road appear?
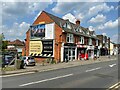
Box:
[2,59,118,89]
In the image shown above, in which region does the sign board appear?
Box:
[45,23,54,39]
[29,41,43,55]
[30,23,54,39]
[29,40,53,57]
[87,46,94,50]
[30,24,45,39]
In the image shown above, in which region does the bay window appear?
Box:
[66,34,74,43]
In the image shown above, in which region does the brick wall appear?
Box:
[25,11,63,62]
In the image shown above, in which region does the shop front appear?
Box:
[77,44,87,60]
[94,46,100,58]
[63,43,77,62]
[87,46,94,59]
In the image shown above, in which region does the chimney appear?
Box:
[76,19,80,25]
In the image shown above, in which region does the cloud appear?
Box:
[62,13,76,23]
[2,22,30,40]
[88,3,114,16]
[2,2,53,23]
[95,17,119,30]
[102,33,107,36]
[89,26,95,31]
[89,14,106,23]
[111,34,119,43]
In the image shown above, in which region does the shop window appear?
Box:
[66,34,74,43]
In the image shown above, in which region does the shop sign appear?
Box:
[42,41,53,55]
[29,41,43,55]
[29,40,53,56]
[87,46,94,50]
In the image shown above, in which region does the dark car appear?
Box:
[3,55,14,65]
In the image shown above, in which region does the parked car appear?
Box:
[21,56,36,66]
[3,55,14,65]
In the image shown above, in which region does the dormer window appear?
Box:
[75,28,79,32]
[63,22,71,29]
[87,31,89,35]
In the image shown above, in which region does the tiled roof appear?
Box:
[8,39,25,46]
[38,11,99,40]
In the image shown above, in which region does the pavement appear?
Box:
[0,55,117,76]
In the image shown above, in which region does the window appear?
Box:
[96,40,98,46]
[63,23,71,29]
[66,34,74,43]
[89,38,92,45]
[75,28,79,32]
[79,36,84,44]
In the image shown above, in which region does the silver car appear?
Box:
[22,56,36,66]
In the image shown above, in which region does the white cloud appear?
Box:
[2,2,53,22]
[96,18,119,30]
[89,26,95,31]
[52,2,114,23]
[2,22,30,40]
[88,3,114,16]
[102,33,107,36]
[89,14,106,23]
[62,13,76,23]
[111,34,119,43]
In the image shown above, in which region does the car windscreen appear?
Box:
[28,57,34,59]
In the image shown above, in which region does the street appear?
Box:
[2,59,118,89]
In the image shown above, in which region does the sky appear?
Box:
[1,0,120,44]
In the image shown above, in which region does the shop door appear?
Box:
[64,48,75,61]
[68,48,75,61]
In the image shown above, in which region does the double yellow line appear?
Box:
[107,82,120,90]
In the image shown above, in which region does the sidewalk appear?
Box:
[0,55,117,75]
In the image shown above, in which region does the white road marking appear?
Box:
[108,82,120,89]
[19,73,73,87]
[0,72,35,78]
[85,67,101,72]
[109,64,116,67]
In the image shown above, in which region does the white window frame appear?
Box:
[66,33,74,43]
[63,23,71,29]
[89,38,92,45]
[96,40,98,46]
[80,36,84,44]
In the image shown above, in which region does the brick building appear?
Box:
[97,35,110,56]
[23,11,100,62]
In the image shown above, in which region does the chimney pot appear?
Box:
[76,19,80,25]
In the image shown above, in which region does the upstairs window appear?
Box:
[96,40,98,46]
[66,34,74,43]
[89,38,92,45]
[63,23,71,29]
[79,36,84,44]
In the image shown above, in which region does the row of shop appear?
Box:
[61,43,100,62]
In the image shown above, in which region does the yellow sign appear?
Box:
[29,41,43,55]
[39,21,45,24]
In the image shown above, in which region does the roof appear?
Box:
[43,11,99,40]
[8,39,25,46]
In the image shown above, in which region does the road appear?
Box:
[2,59,118,89]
